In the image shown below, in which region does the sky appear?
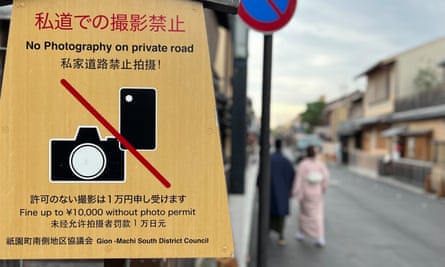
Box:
[243,0,445,128]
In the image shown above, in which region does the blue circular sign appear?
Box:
[239,0,297,33]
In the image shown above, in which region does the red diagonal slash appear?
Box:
[267,0,284,16]
[60,78,171,189]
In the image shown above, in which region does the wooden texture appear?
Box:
[0,0,233,259]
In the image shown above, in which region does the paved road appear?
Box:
[263,164,445,267]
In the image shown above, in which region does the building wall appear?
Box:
[204,10,233,98]
[406,119,445,141]
[364,66,396,117]
[329,104,349,142]
[397,119,445,161]
[362,125,388,155]
[386,119,445,162]
[396,37,445,98]
[325,90,363,143]
[362,38,445,156]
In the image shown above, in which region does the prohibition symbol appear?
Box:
[60,79,171,188]
[239,0,297,33]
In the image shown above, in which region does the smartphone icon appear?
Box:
[119,88,157,150]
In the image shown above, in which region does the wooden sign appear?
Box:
[0,0,233,259]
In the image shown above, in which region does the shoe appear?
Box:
[278,239,286,246]
[295,232,305,242]
[314,242,325,248]
[314,239,326,248]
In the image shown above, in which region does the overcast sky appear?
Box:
[244,0,445,128]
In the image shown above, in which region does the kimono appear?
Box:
[269,151,295,237]
[292,157,329,240]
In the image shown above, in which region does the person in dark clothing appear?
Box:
[269,139,296,246]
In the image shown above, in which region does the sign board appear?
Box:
[0,0,233,259]
[238,0,297,33]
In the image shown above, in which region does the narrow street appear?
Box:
[265,164,445,267]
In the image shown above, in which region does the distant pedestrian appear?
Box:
[292,145,329,247]
[269,139,295,246]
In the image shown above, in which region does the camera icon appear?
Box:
[50,127,125,182]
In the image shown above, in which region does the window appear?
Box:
[367,67,390,105]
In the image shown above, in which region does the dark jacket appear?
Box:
[270,151,295,216]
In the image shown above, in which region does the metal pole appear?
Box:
[258,34,273,267]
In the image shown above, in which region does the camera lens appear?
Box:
[69,143,107,180]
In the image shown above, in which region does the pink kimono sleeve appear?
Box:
[292,162,305,200]
[320,162,329,193]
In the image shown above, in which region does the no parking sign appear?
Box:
[238,1,297,265]
[238,0,297,33]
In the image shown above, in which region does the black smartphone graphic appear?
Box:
[119,88,157,150]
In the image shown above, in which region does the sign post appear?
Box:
[238,1,297,267]
[0,0,233,259]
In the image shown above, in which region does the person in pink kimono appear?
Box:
[292,145,329,247]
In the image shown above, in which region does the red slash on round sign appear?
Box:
[239,0,297,33]
[60,78,171,188]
